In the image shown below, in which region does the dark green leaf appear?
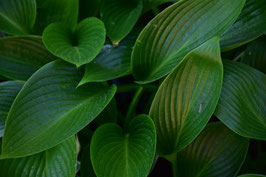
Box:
[221,0,266,51]
[43,17,106,66]
[0,36,56,80]
[0,60,116,158]
[214,60,266,140]
[0,0,36,35]
[80,144,97,177]
[238,174,266,177]
[91,114,156,177]
[94,99,118,126]
[0,81,23,137]
[150,37,223,155]
[79,0,102,20]
[174,122,249,177]
[0,136,77,177]
[131,0,245,84]
[100,0,142,43]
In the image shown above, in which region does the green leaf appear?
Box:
[100,0,143,43]
[214,60,266,140]
[33,0,79,34]
[174,122,249,177]
[221,0,266,51]
[94,99,118,126]
[1,60,116,158]
[43,17,106,67]
[0,36,57,81]
[90,114,156,177]
[149,37,223,155]
[0,81,23,137]
[238,174,266,177]
[0,0,36,35]
[79,0,102,20]
[131,0,245,84]
[241,36,266,74]
[0,136,77,177]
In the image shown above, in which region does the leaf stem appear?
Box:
[233,51,245,61]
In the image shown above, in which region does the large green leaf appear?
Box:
[214,60,266,140]
[221,0,266,51]
[0,0,36,35]
[174,122,249,177]
[131,0,245,84]
[241,36,266,74]
[43,17,106,67]
[100,0,142,43]
[0,60,116,158]
[90,114,156,177]
[33,0,78,34]
[0,81,23,137]
[149,37,223,155]
[0,36,56,81]
[0,136,77,177]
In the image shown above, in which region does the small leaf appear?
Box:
[100,0,143,43]
[43,17,106,66]
[0,0,36,35]
[174,122,249,177]
[1,60,116,158]
[131,0,245,83]
[0,36,57,80]
[214,60,266,140]
[0,81,23,137]
[91,114,156,177]
[221,0,266,51]
[149,37,223,155]
[0,136,77,177]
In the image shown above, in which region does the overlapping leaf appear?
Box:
[91,115,156,177]
[131,0,245,83]
[149,37,223,155]
[214,60,266,140]
[174,122,249,177]
[221,0,266,51]
[43,17,106,66]
[0,81,23,137]
[0,36,56,80]
[0,136,77,177]
[0,0,36,35]
[1,60,116,158]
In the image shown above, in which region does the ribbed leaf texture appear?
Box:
[214,60,266,140]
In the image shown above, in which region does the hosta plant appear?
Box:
[0,0,265,177]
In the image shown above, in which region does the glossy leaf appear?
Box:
[0,36,56,81]
[214,60,266,140]
[149,37,223,155]
[34,0,78,34]
[221,0,266,51]
[0,81,23,137]
[43,17,106,66]
[91,114,156,177]
[0,0,36,35]
[100,0,142,43]
[131,0,245,84]
[0,136,77,177]
[241,36,266,74]
[174,122,249,177]
[1,60,116,158]
[79,0,102,20]
[238,174,266,177]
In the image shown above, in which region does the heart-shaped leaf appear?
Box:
[221,0,266,51]
[0,136,77,177]
[33,0,78,34]
[1,60,116,158]
[90,114,156,177]
[0,0,36,35]
[241,36,266,74]
[100,0,142,43]
[0,81,23,137]
[131,0,245,84]
[214,60,266,140]
[173,122,249,177]
[0,36,57,80]
[43,17,106,66]
[79,0,102,20]
[149,37,223,155]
